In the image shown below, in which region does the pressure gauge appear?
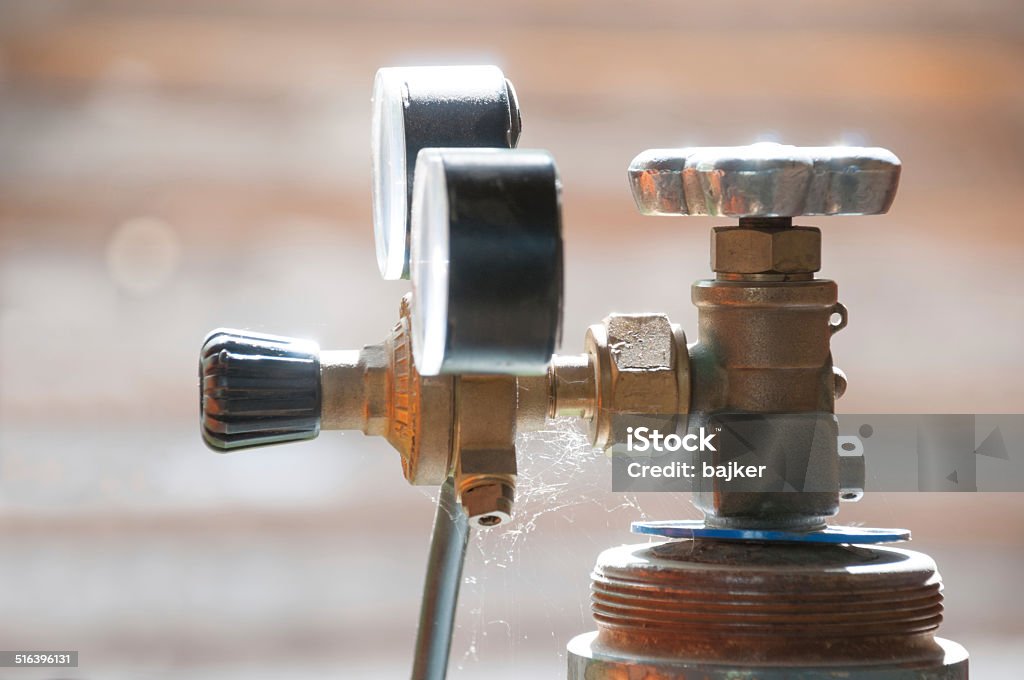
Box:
[371,65,522,280]
[409,148,563,376]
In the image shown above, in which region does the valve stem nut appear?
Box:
[711,225,821,275]
[460,481,514,527]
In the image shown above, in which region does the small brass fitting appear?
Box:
[584,314,690,451]
[548,354,595,420]
[460,482,514,526]
[453,375,518,527]
[320,298,455,486]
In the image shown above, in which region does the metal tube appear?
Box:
[411,477,470,680]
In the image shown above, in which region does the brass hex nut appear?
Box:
[605,314,678,412]
[711,226,821,274]
[460,481,514,527]
[585,314,689,449]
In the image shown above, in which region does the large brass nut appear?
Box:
[605,315,679,412]
[711,226,820,274]
[586,314,689,449]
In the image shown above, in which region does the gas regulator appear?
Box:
[198,65,968,680]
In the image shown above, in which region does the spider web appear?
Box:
[441,418,692,676]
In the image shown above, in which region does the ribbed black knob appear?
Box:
[200,329,321,451]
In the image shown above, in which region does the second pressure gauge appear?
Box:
[371,65,522,280]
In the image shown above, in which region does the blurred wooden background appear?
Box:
[1,1,1023,678]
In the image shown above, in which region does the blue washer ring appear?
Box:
[631,520,910,544]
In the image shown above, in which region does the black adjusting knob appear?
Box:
[200,329,321,451]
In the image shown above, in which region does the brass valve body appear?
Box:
[688,276,845,528]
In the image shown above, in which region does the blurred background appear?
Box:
[1,1,1023,678]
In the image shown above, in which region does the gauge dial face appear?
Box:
[409,150,450,377]
[409,148,563,377]
[371,68,409,281]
